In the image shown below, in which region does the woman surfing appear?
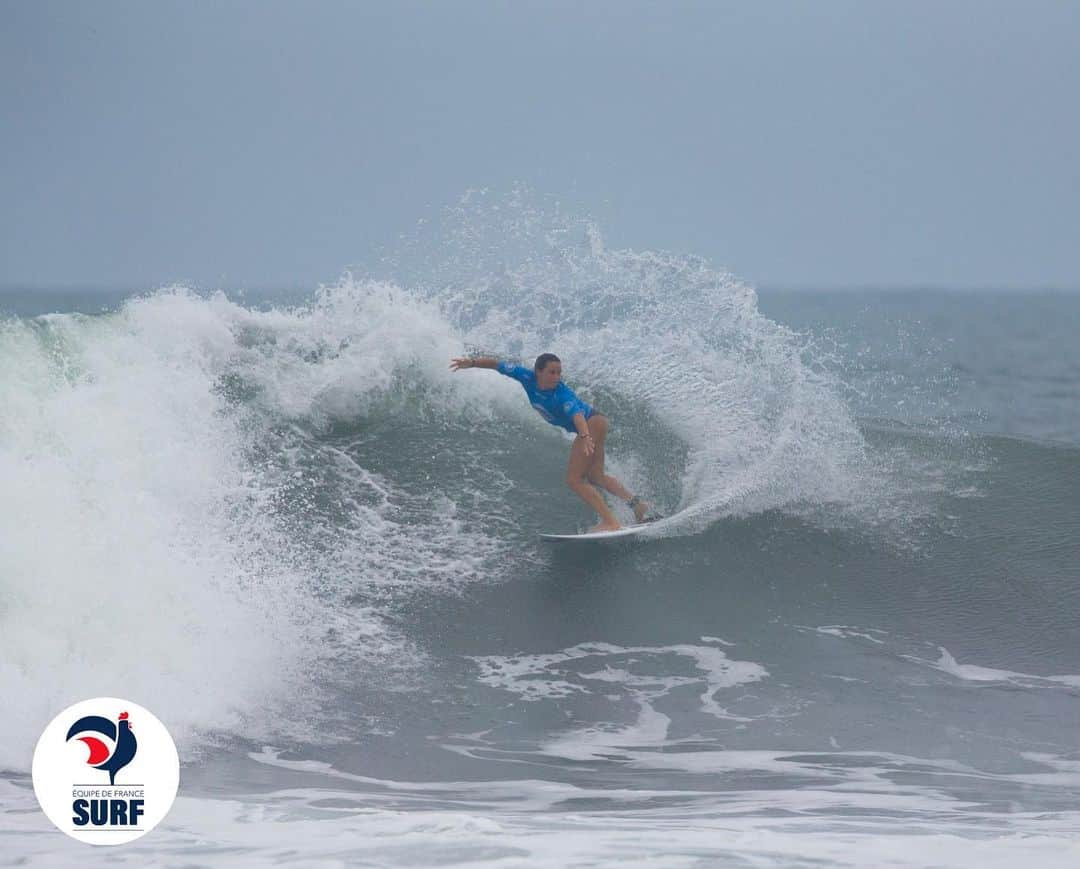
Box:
[450,353,651,532]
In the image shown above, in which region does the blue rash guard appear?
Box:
[497,360,597,433]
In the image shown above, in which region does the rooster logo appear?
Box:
[66,711,138,785]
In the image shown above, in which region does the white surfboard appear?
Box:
[540,521,659,543]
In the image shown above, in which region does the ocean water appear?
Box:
[2,200,1079,866]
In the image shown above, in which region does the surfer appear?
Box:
[450,353,650,532]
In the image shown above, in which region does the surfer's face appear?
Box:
[536,360,561,390]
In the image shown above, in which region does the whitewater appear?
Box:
[3,198,1079,866]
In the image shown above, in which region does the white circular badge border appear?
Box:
[32,697,179,846]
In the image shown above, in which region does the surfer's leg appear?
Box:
[566,430,621,531]
[585,415,649,522]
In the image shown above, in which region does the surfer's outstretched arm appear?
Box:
[450,356,498,371]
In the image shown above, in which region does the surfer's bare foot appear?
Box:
[632,500,649,523]
[590,520,622,533]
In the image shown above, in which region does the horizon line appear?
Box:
[2,282,1079,295]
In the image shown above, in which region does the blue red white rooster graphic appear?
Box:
[66,711,138,785]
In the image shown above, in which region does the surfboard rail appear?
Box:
[539,520,661,543]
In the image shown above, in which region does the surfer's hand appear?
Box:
[449,357,471,371]
[578,433,595,456]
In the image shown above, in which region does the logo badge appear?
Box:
[32,698,179,845]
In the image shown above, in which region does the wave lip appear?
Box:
[1,285,504,770]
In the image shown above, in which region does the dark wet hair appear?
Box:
[534,352,561,373]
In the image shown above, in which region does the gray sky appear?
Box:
[2,0,1078,291]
